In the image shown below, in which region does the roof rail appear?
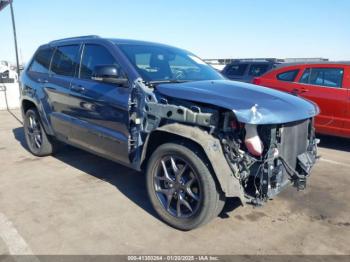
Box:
[203,58,285,65]
[230,58,284,63]
[49,35,100,44]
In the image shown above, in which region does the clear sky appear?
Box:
[1,0,350,64]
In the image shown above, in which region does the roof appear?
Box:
[108,38,185,51]
[47,35,182,50]
[276,61,350,68]
[49,35,100,44]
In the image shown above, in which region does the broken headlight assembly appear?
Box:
[220,112,318,205]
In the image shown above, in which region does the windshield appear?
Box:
[118,44,224,82]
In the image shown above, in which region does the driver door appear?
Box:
[68,43,131,165]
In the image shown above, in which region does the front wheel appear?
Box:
[146,142,224,230]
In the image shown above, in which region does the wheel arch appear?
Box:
[21,99,37,113]
[140,123,243,198]
[21,98,55,136]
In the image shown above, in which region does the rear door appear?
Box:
[25,46,54,101]
[67,43,131,164]
[45,44,81,139]
[295,66,347,136]
[255,68,301,93]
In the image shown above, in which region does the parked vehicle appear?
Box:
[221,59,282,83]
[20,36,319,230]
[253,63,350,139]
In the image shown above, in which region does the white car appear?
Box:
[0,61,18,82]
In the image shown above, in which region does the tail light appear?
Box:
[244,124,264,156]
[252,77,261,85]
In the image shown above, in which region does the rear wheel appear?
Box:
[24,108,59,156]
[146,142,224,230]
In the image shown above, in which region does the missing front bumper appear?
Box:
[246,119,318,205]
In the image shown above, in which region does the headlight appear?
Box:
[244,124,264,156]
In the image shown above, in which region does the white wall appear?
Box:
[0,83,20,110]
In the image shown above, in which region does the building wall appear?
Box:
[0,83,20,110]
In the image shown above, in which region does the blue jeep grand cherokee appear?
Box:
[21,35,319,230]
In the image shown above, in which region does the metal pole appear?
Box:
[9,0,20,78]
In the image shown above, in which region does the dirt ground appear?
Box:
[0,109,349,255]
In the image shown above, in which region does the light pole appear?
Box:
[9,1,20,78]
[0,0,20,78]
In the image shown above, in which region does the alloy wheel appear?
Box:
[26,113,42,150]
[153,155,202,218]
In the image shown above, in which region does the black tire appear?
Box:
[24,108,59,156]
[146,142,223,230]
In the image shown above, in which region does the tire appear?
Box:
[146,142,223,230]
[24,108,59,156]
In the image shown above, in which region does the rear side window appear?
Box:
[50,45,80,77]
[277,70,299,82]
[29,48,54,74]
[225,64,248,76]
[80,44,119,79]
[300,68,343,88]
[248,64,269,76]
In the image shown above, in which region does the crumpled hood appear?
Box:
[156,80,319,124]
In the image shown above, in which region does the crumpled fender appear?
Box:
[141,123,244,198]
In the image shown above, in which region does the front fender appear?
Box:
[141,123,243,198]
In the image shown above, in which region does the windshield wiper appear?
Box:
[147,79,190,87]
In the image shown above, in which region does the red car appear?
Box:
[253,63,350,138]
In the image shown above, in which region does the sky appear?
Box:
[0,0,350,64]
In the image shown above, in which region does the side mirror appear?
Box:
[92,65,129,87]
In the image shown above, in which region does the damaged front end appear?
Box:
[220,113,319,205]
[130,79,319,205]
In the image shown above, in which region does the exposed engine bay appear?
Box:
[219,113,318,205]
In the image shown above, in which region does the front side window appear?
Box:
[299,68,343,88]
[80,44,120,79]
[50,45,80,77]
[29,48,54,74]
[277,69,299,82]
[119,44,223,82]
[248,64,269,77]
[309,68,343,88]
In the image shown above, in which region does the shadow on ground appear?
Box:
[12,126,157,220]
[12,127,240,222]
[317,134,350,152]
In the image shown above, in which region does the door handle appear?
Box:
[37,78,48,83]
[71,84,85,93]
[291,88,308,96]
[300,87,309,93]
[291,88,299,96]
